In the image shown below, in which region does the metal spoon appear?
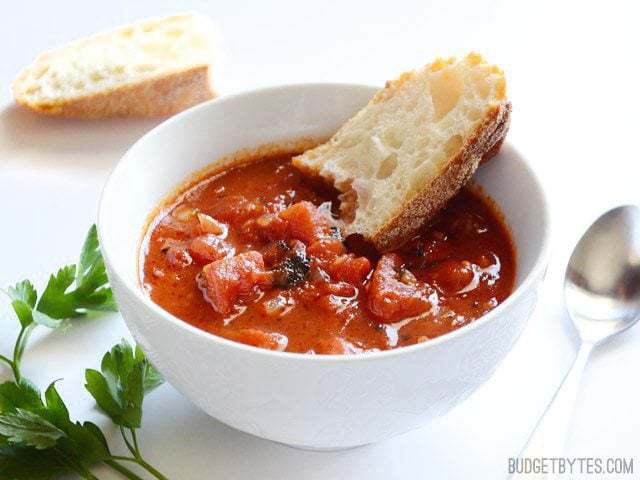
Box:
[512,205,640,476]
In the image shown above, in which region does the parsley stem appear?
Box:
[82,471,100,480]
[105,459,146,480]
[11,363,20,383]
[12,326,26,382]
[135,458,169,480]
[11,324,33,382]
[0,353,13,369]
[120,426,136,456]
[0,352,20,385]
[119,429,169,480]
[130,428,141,456]
[109,455,139,462]
[110,455,169,480]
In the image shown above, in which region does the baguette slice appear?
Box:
[293,53,511,251]
[12,13,218,118]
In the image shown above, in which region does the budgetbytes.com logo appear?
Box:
[508,457,634,476]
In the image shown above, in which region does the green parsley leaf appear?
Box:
[0,409,65,449]
[42,382,69,427]
[7,280,38,328]
[0,381,112,478]
[6,279,61,330]
[137,346,164,392]
[71,420,110,458]
[84,369,125,424]
[0,444,67,479]
[59,420,111,467]
[8,300,32,329]
[36,265,79,319]
[76,225,107,291]
[36,226,117,319]
[85,340,163,429]
[31,310,62,329]
[0,379,43,413]
[7,280,37,308]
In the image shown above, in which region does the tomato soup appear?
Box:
[141,148,516,354]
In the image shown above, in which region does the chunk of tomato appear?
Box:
[327,254,371,284]
[164,246,192,268]
[200,251,271,315]
[314,336,348,354]
[367,253,434,323]
[314,336,362,354]
[225,329,288,351]
[206,196,266,226]
[243,213,288,241]
[279,201,338,244]
[427,259,477,295]
[306,238,346,262]
[188,234,234,264]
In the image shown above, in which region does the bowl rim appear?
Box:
[98,82,550,364]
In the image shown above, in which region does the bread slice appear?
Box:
[293,53,511,251]
[12,13,218,118]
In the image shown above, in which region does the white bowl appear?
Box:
[98,84,549,450]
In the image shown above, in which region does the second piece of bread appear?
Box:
[12,13,218,118]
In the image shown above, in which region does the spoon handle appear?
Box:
[510,342,594,478]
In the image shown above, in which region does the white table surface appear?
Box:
[1,1,639,478]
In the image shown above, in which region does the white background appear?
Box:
[1,1,640,478]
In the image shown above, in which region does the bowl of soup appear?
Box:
[98,83,549,449]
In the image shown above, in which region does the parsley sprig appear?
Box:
[85,341,167,480]
[1,225,116,383]
[0,225,169,480]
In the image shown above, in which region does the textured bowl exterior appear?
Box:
[110,272,541,448]
[99,84,549,449]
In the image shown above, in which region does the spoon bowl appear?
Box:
[565,205,640,343]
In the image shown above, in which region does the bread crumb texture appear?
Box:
[13,13,218,117]
[293,52,510,250]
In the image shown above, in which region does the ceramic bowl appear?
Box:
[98,83,549,450]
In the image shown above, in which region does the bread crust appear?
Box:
[364,101,511,251]
[13,65,216,118]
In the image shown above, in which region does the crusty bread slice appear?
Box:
[12,13,218,118]
[293,53,511,251]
